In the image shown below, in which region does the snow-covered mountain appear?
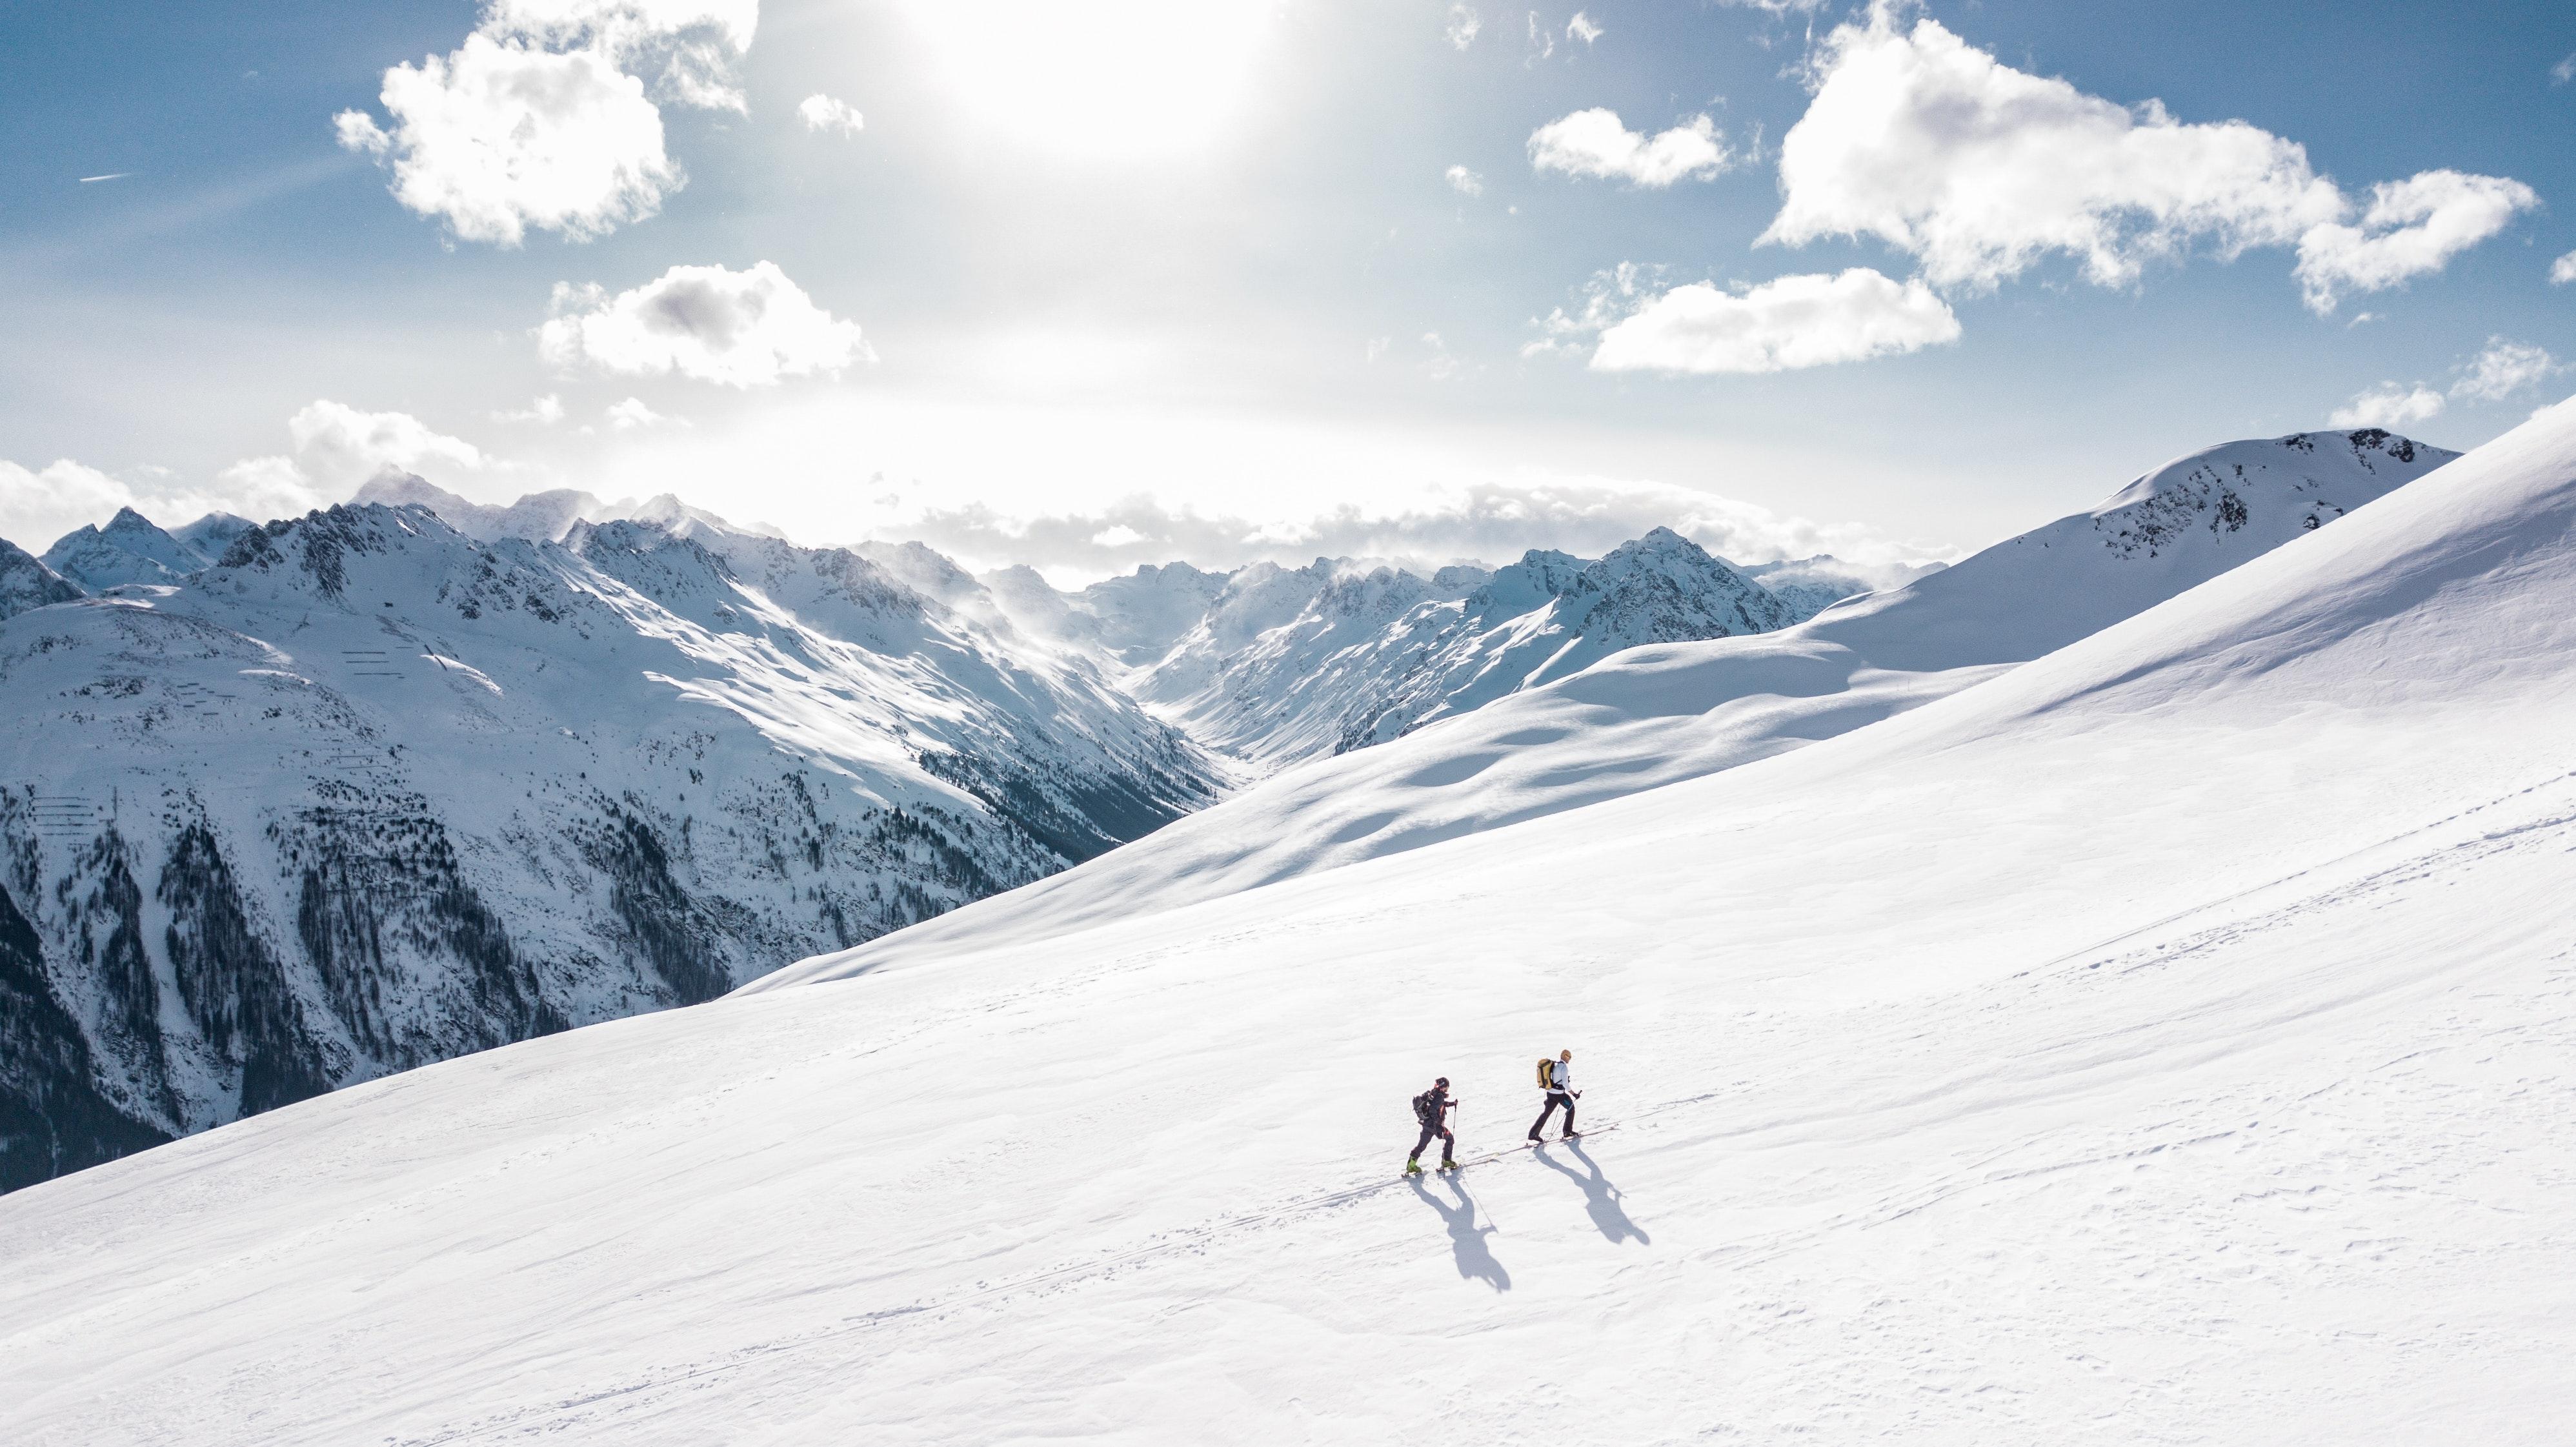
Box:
[1103,528,1807,764]
[41,507,215,589]
[25,509,257,598]
[349,473,776,545]
[760,429,2454,977]
[359,479,1866,769]
[1743,551,1944,618]
[998,560,1238,665]
[0,539,81,622]
[1,407,2566,1443]
[0,501,1219,1189]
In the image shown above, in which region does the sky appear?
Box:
[4,0,2574,582]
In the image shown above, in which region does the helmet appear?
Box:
[1434,1077,1449,1088]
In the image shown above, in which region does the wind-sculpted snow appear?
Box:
[763,429,2453,983]
[1,411,2570,1443]
[0,502,1219,1189]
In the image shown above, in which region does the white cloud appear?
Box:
[2317,338,2559,434]
[1,460,165,552]
[2293,171,2539,314]
[1444,5,1480,49]
[2450,338,2559,403]
[798,93,864,136]
[2555,51,2575,85]
[1525,10,1553,62]
[1529,109,1732,187]
[207,456,337,520]
[539,260,869,387]
[334,0,755,246]
[1420,332,1464,381]
[0,401,498,549]
[1445,164,1485,197]
[285,400,487,489]
[607,396,678,429]
[2328,383,2445,430]
[336,36,676,247]
[2552,250,2576,285]
[0,456,330,554]
[487,0,757,108]
[1572,268,1961,376]
[1566,11,1602,44]
[494,393,567,424]
[1763,15,2535,312]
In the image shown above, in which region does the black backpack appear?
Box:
[1412,1089,1441,1126]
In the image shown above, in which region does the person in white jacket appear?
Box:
[1529,1048,1580,1141]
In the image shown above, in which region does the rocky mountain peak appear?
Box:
[2085,429,2453,562]
[0,538,84,622]
[41,509,206,590]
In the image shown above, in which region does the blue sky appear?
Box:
[5,0,2573,578]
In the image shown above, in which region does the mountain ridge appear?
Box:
[758,427,2456,987]
[0,500,1221,1188]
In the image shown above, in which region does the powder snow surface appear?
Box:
[1,414,2571,1443]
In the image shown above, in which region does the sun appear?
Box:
[894,0,1281,161]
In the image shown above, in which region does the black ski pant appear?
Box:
[1411,1123,1454,1162]
[1531,1091,1575,1138]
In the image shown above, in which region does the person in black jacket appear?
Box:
[1405,1077,1459,1173]
[1530,1049,1580,1140]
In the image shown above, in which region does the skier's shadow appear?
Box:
[1407,1173,1511,1291]
[1535,1139,1649,1245]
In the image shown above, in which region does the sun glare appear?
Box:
[896,0,1280,160]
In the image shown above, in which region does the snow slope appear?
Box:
[0,502,1217,1189]
[2,410,2570,1441]
[762,428,2453,978]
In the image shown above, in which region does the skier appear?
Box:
[1405,1077,1460,1174]
[1529,1048,1580,1141]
